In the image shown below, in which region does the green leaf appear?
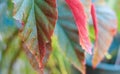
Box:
[12,0,57,72]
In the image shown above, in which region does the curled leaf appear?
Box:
[91,3,98,42]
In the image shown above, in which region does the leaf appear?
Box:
[91,3,98,53]
[65,0,92,54]
[91,3,98,41]
[55,0,91,73]
[92,1,118,68]
[12,0,57,72]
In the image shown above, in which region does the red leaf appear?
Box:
[65,0,92,54]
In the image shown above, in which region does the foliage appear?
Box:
[0,0,119,74]
[12,0,57,73]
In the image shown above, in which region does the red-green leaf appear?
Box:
[12,0,57,73]
[65,0,92,54]
[55,0,92,73]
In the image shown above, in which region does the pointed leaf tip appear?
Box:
[12,0,57,72]
[92,2,118,68]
